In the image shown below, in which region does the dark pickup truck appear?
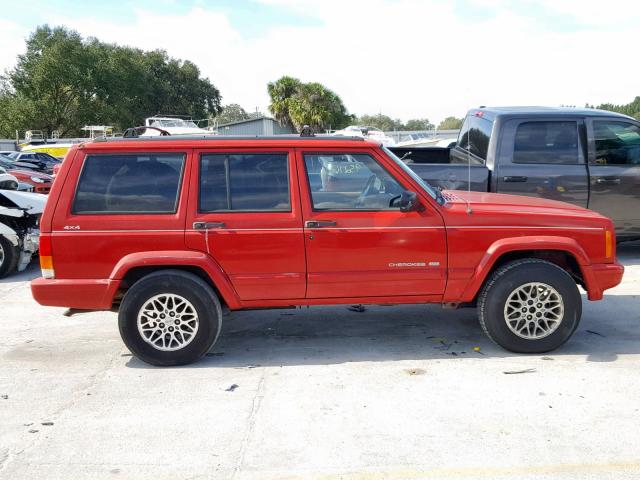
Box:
[390,107,640,241]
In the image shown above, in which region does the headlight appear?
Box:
[30,176,45,183]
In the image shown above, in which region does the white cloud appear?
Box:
[2,0,640,123]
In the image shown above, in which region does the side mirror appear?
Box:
[398,190,419,212]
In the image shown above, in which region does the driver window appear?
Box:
[303,153,404,210]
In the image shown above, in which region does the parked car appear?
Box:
[390,107,640,241]
[0,189,43,278]
[0,168,19,191]
[0,156,53,194]
[31,135,623,366]
[0,151,61,174]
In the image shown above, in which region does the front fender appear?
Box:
[457,236,591,302]
[108,250,242,309]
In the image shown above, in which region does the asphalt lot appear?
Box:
[1,243,639,480]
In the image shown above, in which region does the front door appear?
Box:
[298,148,447,299]
[587,118,640,238]
[185,149,306,300]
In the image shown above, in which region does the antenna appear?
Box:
[465,120,473,215]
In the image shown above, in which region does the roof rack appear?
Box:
[95,134,367,142]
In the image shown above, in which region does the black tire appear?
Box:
[0,235,20,279]
[118,270,222,366]
[478,259,581,353]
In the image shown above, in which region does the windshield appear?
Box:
[382,146,438,202]
[151,119,199,128]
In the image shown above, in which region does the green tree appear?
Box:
[267,76,302,128]
[438,116,464,130]
[357,114,403,131]
[404,118,435,130]
[596,96,640,120]
[0,25,222,137]
[267,76,353,132]
[215,103,250,124]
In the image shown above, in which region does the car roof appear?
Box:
[84,135,375,150]
[468,106,636,122]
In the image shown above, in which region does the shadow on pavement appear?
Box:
[125,288,640,369]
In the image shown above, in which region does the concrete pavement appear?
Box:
[1,243,639,479]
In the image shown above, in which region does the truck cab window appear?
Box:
[592,121,640,165]
[456,115,492,164]
[513,121,579,164]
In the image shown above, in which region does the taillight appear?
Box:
[39,234,54,279]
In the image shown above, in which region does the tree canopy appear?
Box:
[267,76,353,132]
[438,116,464,130]
[0,25,221,137]
[215,103,250,124]
[592,97,640,120]
[357,114,435,131]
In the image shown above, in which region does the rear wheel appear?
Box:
[118,270,222,366]
[0,236,19,279]
[478,259,581,353]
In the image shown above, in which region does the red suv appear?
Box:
[31,136,624,365]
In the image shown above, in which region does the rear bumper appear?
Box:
[31,277,120,310]
[584,262,624,301]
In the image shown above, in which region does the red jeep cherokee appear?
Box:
[31,135,624,365]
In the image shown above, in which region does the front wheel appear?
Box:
[478,259,581,353]
[118,270,222,366]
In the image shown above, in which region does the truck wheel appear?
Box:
[118,270,222,366]
[478,259,581,353]
[0,236,20,279]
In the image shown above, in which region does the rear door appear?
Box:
[185,148,306,300]
[51,149,189,280]
[586,118,640,238]
[495,118,589,207]
[297,147,447,299]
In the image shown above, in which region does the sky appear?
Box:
[0,0,639,123]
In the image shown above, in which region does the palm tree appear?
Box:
[267,76,301,127]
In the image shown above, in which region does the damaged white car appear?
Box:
[0,188,45,278]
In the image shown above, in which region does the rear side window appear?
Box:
[513,121,579,164]
[457,115,493,162]
[199,153,290,212]
[592,121,640,165]
[73,153,185,214]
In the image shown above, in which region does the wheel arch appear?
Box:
[459,236,590,303]
[108,251,241,310]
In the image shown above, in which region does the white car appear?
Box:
[0,188,45,277]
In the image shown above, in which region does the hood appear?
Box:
[0,190,47,214]
[10,169,52,181]
[443,190,590,212]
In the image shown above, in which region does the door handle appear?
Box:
[595,177,621,185]
[503,176,528,183]
[193,221,225,230]
[305,220,337,228]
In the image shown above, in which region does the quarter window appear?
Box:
[199,153,290,212]
[592,121,640,165]
[73,153,185,214]
[513,121,580,164]
[304,153,404,210]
